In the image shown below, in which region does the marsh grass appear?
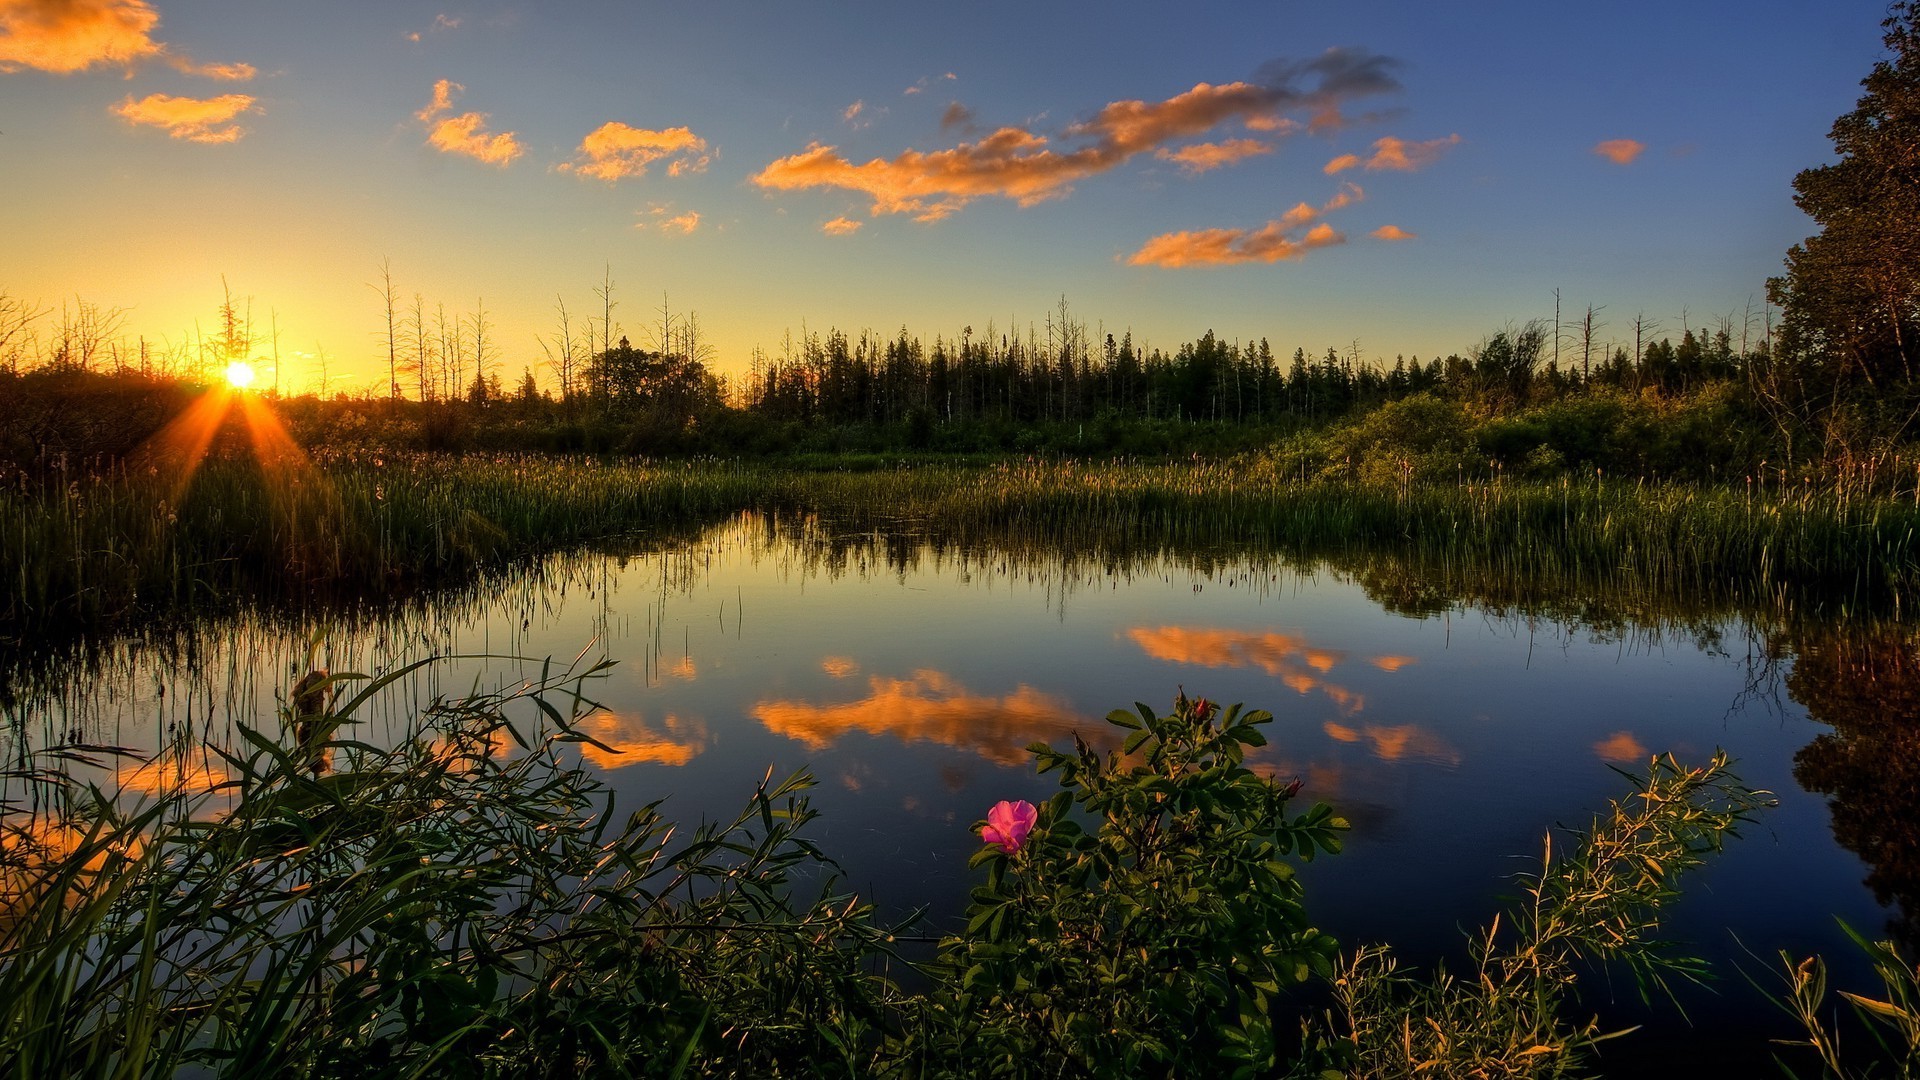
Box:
[7,454,1918,645]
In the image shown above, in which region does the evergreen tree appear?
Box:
[1769,3,1920,387]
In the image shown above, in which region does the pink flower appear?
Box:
[980,799,1038,854]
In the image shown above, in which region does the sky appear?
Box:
[0,0,1901,393]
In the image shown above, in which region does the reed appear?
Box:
[6,453,1917,642]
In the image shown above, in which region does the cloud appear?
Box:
[752,669,1098,766]
[940,101,974,131]
[1361,133,1460,171]
[0,0,250,78]
[1155,137,1274,175]
[111,91,256,142]
[821,655,860,676]
[821,216,862,236]
[843,99,865,123]
[1592,137,1645,165]
[560,120,710,181]
[167,54,252,79]
[1323,152,1360,174]
[1126,184,1359,268]
[756,52,1403,221]
[0,0,157,73]
[416,78,521,166]
[634,204,700,233]
[1370,224,1416,241]
[903,71,958,96]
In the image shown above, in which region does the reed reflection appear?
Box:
[752,670,1095,765]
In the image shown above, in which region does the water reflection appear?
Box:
[1592,730,1651,764]
[1125,625,1403,716]
[578,712,705,769]
[1323,721,1463,766]
[753,671,1095,766]
[1789,622,1920,946]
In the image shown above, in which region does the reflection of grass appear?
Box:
[8,453,1919,640]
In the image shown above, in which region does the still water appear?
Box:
[1,510,1901,1043]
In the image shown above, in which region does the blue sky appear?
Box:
[0,0,1897,390]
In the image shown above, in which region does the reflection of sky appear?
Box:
[0,515,1884,1032]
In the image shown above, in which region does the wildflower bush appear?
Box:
[917,693,1345,1077]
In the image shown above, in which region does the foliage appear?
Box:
[1775,922,1920,1078]
[917,693,1345,1077]
[1770,3,1920,393]
[0,657,907,1078]
[1294,751,1772,1079]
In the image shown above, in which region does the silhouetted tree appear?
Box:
[1769,3,1920,389]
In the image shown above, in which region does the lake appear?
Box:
[1,508,1902,1058]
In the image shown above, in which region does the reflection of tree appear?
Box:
[1791,623,1920,945]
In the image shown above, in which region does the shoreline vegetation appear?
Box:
[0,660,1792,1078]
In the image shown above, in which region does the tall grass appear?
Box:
[7,452,1917,642]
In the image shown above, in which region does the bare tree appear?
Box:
[1580,304,1606,382]
[370,259,400,399]
[0,291,48,374]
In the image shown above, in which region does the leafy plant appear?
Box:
[920,692,1345,1078]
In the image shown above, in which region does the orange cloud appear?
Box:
[1128,218,1344,268]
[1370,225,1417,241]
[111,92,256,143]
[0,0,158,73]
[1592,138,1646,165]
[1361,133,1461,172]
[1323,152,1361,174]
[561,121,711,181]
[756,53,1401,220]
[417,79,521,166]
[1156,137,1274,175]
[821,655,860,676]
[1592,730,1650,764]
[577,712,704,769]
[752,670,1096,766]
[1324,720,1461,766]
[0,0,251,78]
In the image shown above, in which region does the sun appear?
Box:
[224,361,256,390]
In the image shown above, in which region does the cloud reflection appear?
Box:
[753,670,1093,765]
[1592,730,1650,764]
[577,712,705,769]
[1126,625,1366,712]
[1324,720,1461,766]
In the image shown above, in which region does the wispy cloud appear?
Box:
[821,216,862,236]
[1325,133,1460,174]
[1126,184,1360,268]
[1155,137,1274,175]
[111,91,256,142]
[634,204,701,234]
[757,50,1401,221]
[560,120,710,181]
[903,71,958,96]
[416,78,521,166]
[940,101,974,132]
[0,0,250,78]
[1370,224,1416,241]
[1592,137,1645,165]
